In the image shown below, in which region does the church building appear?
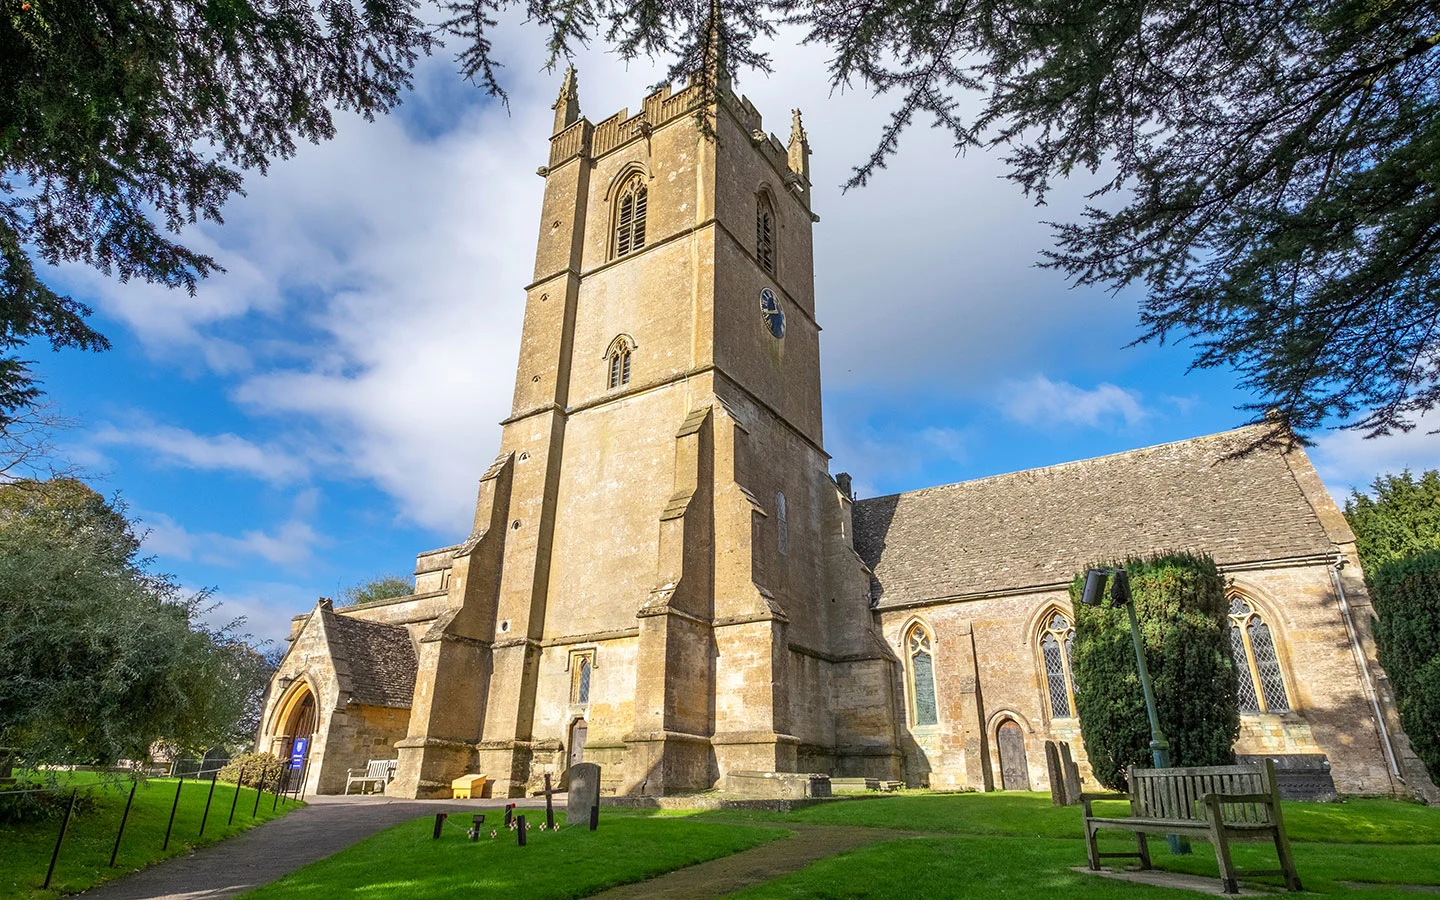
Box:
[258,65,1436,801]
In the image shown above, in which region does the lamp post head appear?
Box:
[1111,568,1133,606]
[1081,569,1109,606]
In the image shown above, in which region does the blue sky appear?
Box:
[30,24,1440,649]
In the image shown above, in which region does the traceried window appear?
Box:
[614,175,647,257]
[756,192,776,273]
[906,624,939,727]
[1228,595,1290,714]
[570,651,594,704]
[605,335,634,389]
[1040,612,1078,718]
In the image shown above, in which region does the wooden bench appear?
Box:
[345,759,398,795]
[1082,760,1301,894]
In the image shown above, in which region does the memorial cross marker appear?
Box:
[536,773,562,829]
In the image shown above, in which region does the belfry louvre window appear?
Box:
[906,624,939,727]
[756,193,775,273]
[1228,595,1290,714]
[615,177,647,257]
[1040,612,1078,718]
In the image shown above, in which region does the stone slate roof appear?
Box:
[327,614,417,708]
[852,426,1337,608]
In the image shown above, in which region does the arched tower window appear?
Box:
[756,191,776,273]
[1228,594,1291,714]
[605,335,634,389]
[906,623,939,727]
[1039,611,1077,718]
[614,175,647,257]
[571,651,594,704]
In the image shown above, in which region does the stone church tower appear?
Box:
[260,65,902,799]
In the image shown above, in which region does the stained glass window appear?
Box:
[907,626,938,727]
[1040,612,1077,718]
[1228,594,1291,714]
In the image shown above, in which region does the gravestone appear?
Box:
[1045,741,1067,806]
[567,762,601,826]
[1059,742,1082,804]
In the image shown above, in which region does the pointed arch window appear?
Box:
[776,491,789,556]
[1228,595,1290,714]
[571,651,594,704]
[605,335,634,389]
[1039,612,1078,719]
[615,175,647,258]
[756,192,776,273]
[906,624,939,727]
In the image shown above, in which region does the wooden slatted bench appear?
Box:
[1082,760,1302,894]
[345,758,398,795]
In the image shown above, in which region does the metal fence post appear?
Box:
[251,771,267,818]
[198,773,218,837]
[41,789,77,889]
[162,778,185,850]
[228,763,246,826]
[110,781,137,867]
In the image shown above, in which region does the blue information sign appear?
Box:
[289,737,308,770]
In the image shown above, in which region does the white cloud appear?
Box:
[140,491,326,570]
[1309,415,1440,497]
[90,421,308,484]
[999,374,1148,429]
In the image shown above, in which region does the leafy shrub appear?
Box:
[1070,552,1240,790]
[0,783,100,823]
[1369,550,1440,782]
[217,752,285,788]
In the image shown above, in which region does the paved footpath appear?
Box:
[72,794,552,900]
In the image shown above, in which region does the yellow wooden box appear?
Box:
[451,774,487,799]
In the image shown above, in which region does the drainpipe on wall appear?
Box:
[1329,551,1402,780]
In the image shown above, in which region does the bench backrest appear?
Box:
[1127,760,1278,825]
[365,759,398,780]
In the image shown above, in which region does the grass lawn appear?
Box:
[0,774,303,900]
[712,792,1440,900]
[240,810,785,899]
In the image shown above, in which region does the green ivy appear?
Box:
[1070,552,1240,790]
[1369,550,1440,783]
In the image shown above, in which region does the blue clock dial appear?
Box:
[759,288,786,339]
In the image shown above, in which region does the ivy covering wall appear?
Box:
[1070,552,1240,790]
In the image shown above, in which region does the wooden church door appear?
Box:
[569,719,588,768]
[997,720,1030,790]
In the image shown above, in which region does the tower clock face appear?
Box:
[759,288,786,339]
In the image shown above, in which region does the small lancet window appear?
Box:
[756,192,776,274]
[1228,595,1290,714]
[571,651,594,704]
[776,492,789,556]
[906,624,939,727]
[1039,612,1078,718]
[615,175,647,257]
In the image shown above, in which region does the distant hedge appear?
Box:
[1071,552,1240,790]
[217,752,285,788]
[1370,550,1440,783]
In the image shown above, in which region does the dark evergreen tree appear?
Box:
[1368,550,1440,783]
[1070,552,1240,790]
[1345,470,1440,573]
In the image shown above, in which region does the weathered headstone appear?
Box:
[1045,741,1067,806]
[1059,742,1082,805]
[567,762,601,826]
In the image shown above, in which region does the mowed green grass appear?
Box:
[240,810,785,900]
[0,774,302,900]
[716,792,1440,900]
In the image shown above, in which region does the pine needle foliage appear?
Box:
[1345,470,1440,573]
[1368,550,1440,783]
[1069,552,1240,790]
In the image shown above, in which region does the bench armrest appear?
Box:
[1081,792,1130,816]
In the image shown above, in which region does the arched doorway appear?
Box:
[997,720,1030,791]
[569,718,588,769]
[272,681,318,787]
